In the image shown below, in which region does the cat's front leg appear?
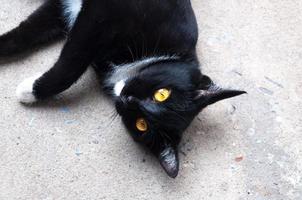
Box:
[16,2,114,103]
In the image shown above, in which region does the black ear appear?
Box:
[158,146,179,178]
[196,75,246,106]
[198,75,214,90]
[196,89,246,106]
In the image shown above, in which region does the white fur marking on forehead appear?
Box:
[106,56,179,88]
[114,80,126,96]
[61,0,83,29]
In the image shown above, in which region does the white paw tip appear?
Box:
[16,74,42,104]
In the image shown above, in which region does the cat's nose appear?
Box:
[124,96,139,109]
[120,96,137,104]
[126,96,137,103]
[116,96,138,115]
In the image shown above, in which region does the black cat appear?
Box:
[0,0,246,178]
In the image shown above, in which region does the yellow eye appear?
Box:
[136,118,148,132]
[154,88,171,102]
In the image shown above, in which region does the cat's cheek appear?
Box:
[16,73,42,104]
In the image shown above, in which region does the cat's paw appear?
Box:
[16,73,42,104]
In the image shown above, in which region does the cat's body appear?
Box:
[0,0,245,178]
[60,0,199,96]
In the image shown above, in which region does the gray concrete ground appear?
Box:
[0,0,301,199]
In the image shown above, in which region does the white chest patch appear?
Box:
[61,0,83,29]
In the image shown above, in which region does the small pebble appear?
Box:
[92,140,99,144]
[55,127,63,133]
[235,156,244,162]
[256,139,262,144]
[60,107,70,113]
[29,117,35,126]
[247,128,255,136]
[267,153,274,164]
[231,70,243,76]
[196,131,206,135]
[182,142,194,152]
[197,116,203,122]
[180,150,187,156]
[276,116,283,123]
[230,164,239,172]
[228,105,236,115]
[186,144,193,151]
[65,120,76,125]
[233,124,240,130]
[259,87,274,96]
[75,148,82,156]
[265,76,284,88]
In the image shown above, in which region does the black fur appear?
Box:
[0,0,246,178]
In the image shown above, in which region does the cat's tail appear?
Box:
[0,0,66,59]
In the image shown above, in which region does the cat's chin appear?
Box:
[16,73,42,104]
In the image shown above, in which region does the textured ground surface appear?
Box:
[0,0,301,199]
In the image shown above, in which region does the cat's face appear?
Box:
[114,61,245,178]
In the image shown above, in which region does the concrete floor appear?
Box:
[0,0,301,199]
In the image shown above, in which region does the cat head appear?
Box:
[114,60,246,178]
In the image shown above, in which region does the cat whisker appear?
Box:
[108,110,119,125]
[149,133,157,150]
[127,45,135,62]
[141,33,147,58]
[152,34,162,56]
[159,130,173,143]
[165,106,189,124]
[132,39,139,59]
